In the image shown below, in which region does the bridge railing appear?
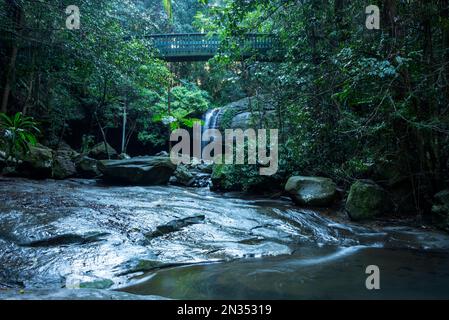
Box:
[146,33,278,61]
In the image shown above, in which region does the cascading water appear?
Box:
[201,108,221,153]
[202,108,221,134]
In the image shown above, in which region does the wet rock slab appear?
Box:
[0,178,320,291]
[18,232,110,247]
[1,177,449,299]
[145,215,205,240]
[0,288,167,300]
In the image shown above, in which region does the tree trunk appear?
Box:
[440,0,449,98]
[334,0,345,43]
[1,36,19,113]
[1,0,24,114]
[167,75,172,151]
[95,112,110,160]
[382,0,399,54]
[121,96,127,154]
[22,50,36,116]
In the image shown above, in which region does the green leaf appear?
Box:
[181,118,202,128]
[0,113,13,127]
[0,112,39,159]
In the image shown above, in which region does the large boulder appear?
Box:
[216,96,277,130]
[52,151,77,179]
[211,164,283,192]
[172,164,195,187]
[230,112,253,129]
[51,143,79,179]
[373,160,417,214]
[345,180,390,221]
[432,190,449,232]
[285,176,337,207]
[171,162,212,188]
[0,151,6,171]
[211,164,242,191]
[196,162,213,174]
[75,156,100,178]
[98,156,176,185]
[2,143,81,179]
[56,141,80,158]
[88,142,118,160]
[17,144,54,178]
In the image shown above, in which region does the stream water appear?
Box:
[0,177,449,299]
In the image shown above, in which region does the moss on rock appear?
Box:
[345,180,390,221]
[432,190,449,232]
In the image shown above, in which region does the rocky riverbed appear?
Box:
[1,177,449,299]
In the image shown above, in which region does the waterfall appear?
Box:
[203,108,221,131]
[201,108,221,155]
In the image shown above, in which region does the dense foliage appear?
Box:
[0,112,39,162]
[1,0,449,215]
[195,0,449,214]
[0,0,211,154]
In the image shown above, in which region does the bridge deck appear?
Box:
[146,33,280,62]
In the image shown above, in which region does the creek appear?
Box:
[0,178,448,299]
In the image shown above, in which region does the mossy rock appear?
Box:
[211,164,242,191]
[0,153,5,172]
[211,164,282,193]
[16,144,53,178]
[173,164,195,186]
[52,151,77,179]
[345,180,390,221]
[76,156,100,178]
[432,190,449,232]
[88,142,118,160]
[79,279,114,290]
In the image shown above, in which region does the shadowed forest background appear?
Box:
[1,0,449,221]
